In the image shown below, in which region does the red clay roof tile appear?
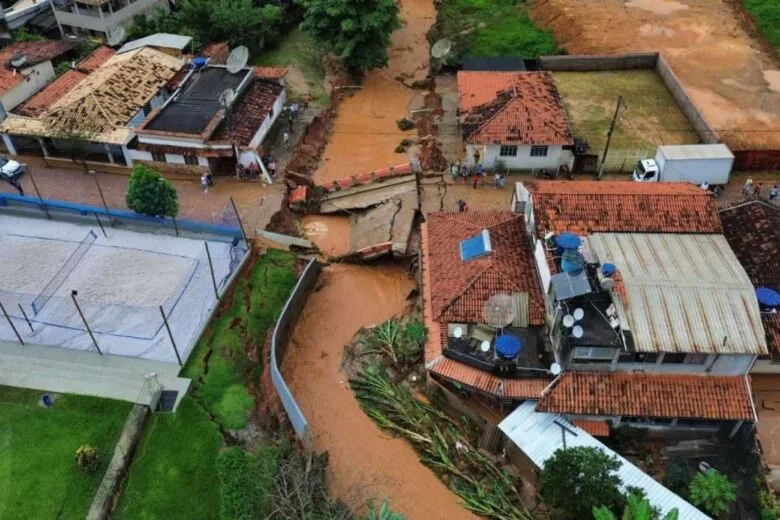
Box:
[720,200,780,358]
[15,69,87,117]
[538,372,754,421]
[212,77,283,146]
[0,40,76,94]
[255,66,287,80]
[572,420,610,437]
[425,211,545,325]
[457,71,573,146]
[76,46,115,73]
[525,180,722,235]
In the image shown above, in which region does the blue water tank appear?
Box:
[601,263,616,277]
[757,287,780,310]
[555,232,581,253]
[561,249,584,273]
[190,57,207,69]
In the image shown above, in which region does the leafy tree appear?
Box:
[593,493,679,520]
[662,457,692,499]
[540,446,624,519]
[688,470,737,518]
[12,27,44,42]
[50,115,96,172]
[298,0,401,71]
[125,164,179,218]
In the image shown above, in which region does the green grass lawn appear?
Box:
[554,70,700,172]
[429,0,559,64]
[253,28,329,106]
[114,249,297,519]
[0,387,130,520]
[744,0,780,48]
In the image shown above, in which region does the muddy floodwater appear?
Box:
[301,215,352,257]
[312,0,436,185]
[283,264,476,519]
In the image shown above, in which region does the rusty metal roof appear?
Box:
[587,233,767,355]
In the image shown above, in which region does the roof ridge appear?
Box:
[436,269,486,320]
[433,211,521,230]
[466,94,515,142]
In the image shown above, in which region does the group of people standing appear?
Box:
[742,177,778,201]
[450,160,506,189]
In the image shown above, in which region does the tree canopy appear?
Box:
[125,164,179,218]
[688,470,737,518]
[128,0,283,53]
[539,446,624,519]
[298,0,401,72]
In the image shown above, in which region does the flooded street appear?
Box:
[301,215,352,257]
[312,0,436,185]
[283,264,476,519]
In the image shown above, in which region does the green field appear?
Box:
[429,0,559,64]
[0,387,130,520]
[554,70,700,172]
[744,0,780,48]
[115,249,297,519]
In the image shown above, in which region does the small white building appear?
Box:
[457,71,574,171]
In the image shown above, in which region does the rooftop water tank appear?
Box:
[601,263,616,277]
[757,287,780,311]
[561,248,584,273]
[190,57,207,69]
[555,232,581,253]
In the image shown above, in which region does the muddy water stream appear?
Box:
[301,215,352,257]
[283,264,476,519]
[312,0,436,185]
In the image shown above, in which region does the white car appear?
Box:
[0,156,24,180]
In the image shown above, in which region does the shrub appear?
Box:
[689,470,737,517]
[397,118,415,131]
[74,445,100,473]
[125,164,179,218]
[759,489,780,520]
[364,498,405,519]
[663,457,692,499]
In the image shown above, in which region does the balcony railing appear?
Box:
[53,0,163,31]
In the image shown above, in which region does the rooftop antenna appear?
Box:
[226,45,249,74]
[106,26,126,47]
[431,38,452,60]
[483,293,516,331]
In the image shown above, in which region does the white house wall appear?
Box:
[1,61,55,113]
[249,88,286,150]
[466,144,566,170]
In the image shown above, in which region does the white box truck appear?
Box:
[633,144,734,185]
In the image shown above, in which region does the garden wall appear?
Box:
[270,257,322,445]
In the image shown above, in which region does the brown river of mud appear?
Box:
[283,264,476,519]
[312,0,436,185]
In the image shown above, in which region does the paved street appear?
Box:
[0,157,283,237]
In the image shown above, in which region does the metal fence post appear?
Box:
[94,212,107,237]
[229,196,248,245]
[26,167,50,220]
[71,290,101,355]
[16,303,33,332]
[90,171,113,226]
[0,301,23,345]
[204,242,220,301]
[159,305,182,366]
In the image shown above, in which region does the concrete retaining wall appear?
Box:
[270,258,322,445]
[539,53,659,71]
[654,56,718,144]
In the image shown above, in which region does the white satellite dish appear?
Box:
[453,326,463,339]
[572,325,584,339]
[573,308,585,321]
[218,88,235,107]
[550,362,561,376]
[431,38,452,59]
[106,26,126,47]
[562,314,575,328]
[226,45,249,74]
[480,340,491,353]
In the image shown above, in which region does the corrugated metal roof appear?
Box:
[587,233,767,355]
[117,33,192,55]
[658,144,734,161]
[499,402,708,520]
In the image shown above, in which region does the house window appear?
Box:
[530,145,548,157]
[571,346,616,363]
[499,145,518,157]
[151,152,166,163]
[184,155,198,165]
[661,353,687,364]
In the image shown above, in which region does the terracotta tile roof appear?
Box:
[457,71,573,146]
[421,220,551,399]
[15,69,87,117]
[255,66,288,80]
[525,180,722,235]
[75,46,115,73]
[425,211,545,324]
[0,40,76,93]
[538,372,755,421]
[199,42,229,63]
[572,420,610,437]
[212,77,283,146]
[720,200,780,358]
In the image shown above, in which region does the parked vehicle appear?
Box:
[0,156,24,180]
[632,144,733,185]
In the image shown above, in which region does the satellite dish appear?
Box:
[550,362,561,376]
[572,325,584,339]
[218,88,235,107]
[226,45,249,74]
[106,26,126,47]
[483,293,516,328]
[562,315,575,328]
[573,308,585,321]
[431,38,452,59]
[453,326,463,339]
[480,340,491,353]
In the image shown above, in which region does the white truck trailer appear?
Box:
[633,144,734,185]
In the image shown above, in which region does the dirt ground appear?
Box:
[312,0,436,185]
[554,70,699,171]
[530,0,780,150]
[282,264,476,519]
[752,375,780,469]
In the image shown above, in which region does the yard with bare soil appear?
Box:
[530,0,780,150]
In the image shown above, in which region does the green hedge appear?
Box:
[745,0,780,47]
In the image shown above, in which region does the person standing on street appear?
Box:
[6,176,23,195]
[743,177,753,197]
[302,93,311,113]
[287,114,294,134]
[770,184,778,201]
[200,173,209,193]
[754,182,762,198]
[283,131,290,149]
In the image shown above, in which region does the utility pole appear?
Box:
[599,95,624,179]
